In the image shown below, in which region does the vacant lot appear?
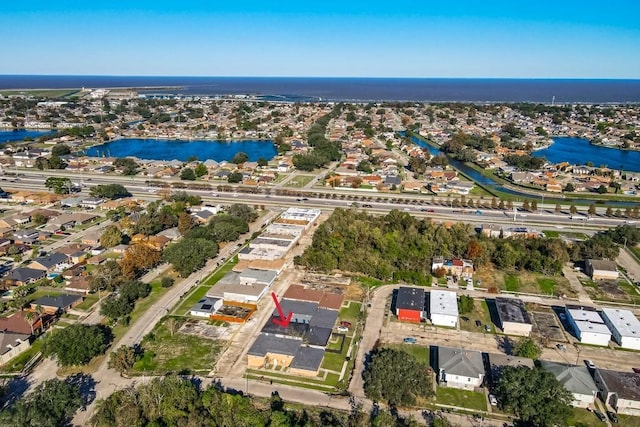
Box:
[132,317,222,375]
[459,299,494,333]
[435,387,487,412]
[581,278,640,305]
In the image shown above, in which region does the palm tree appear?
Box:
[24,311,35,335]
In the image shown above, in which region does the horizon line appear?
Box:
[1,74,640,81]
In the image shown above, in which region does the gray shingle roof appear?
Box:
[438,346,484,378]
[291,346,325,371]
[539,361,598,396]
[247,334,301,357]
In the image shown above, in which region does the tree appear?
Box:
[569,205,578,214]
[606,207,613,216]
[257,157,268,167]
[194,162,208,177]
[108,345,138,377]
[496,366,572,427]
[458,295,475,314]
[31,213,47,226]
[0,378,83,427]
[163,238,219,277]
[588,204,597,216]
[513,337,542,359]
[177,212,195,235]
[120,244,161,279]
[51,144,71,157]
[43,324,113,366]
[165,317,183,337]
[522,200,530,212]
[563,182,575,192]
[227,171,243,183]
[90,260,123,292]
[531,200,538,212]
[180,167,196,181]
[90,184,131,199]
[100,224,123,248]
[232,151,249,164]
[555,204,562,213]
[161,276,175,288]
[597,184,608,194]
[113,157,138,175]
[44,177,72,194]
[363,347,433,406]
[227,203,258,223]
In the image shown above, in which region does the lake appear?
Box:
[86,138,277,162]
[534,137,640,173]
[0,129,53,143]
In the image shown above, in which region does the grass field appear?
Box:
[504,274,520,292]
[536,277,556,295]
[386,343,430,366]
[132,317,221,375]
[338,302,362,325]
[459,299,493,333]
[286,175,315,188]
[74,293,100,311]
[435,387,487,412]
[174,285,210,315]
[0,89,79,98]
[202,256,238,287]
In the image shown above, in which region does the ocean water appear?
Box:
[1,76,640,103]
[86,138,277,162]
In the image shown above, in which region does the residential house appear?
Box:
[437,346,485,390]
[495,297,533,336]
[0,331,31,365]
[584,259,619,281]
[431,257,474,279]
[539,361,598,407]
[0,311,45,335]
[189,296,223,318]
[593,369,640,415]
[7,267,46,285]
[31,294,82,314]
[486,353,534,385]
[396,287,425,322]
[29,252,71,272]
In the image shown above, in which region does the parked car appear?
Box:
[606,411,619,423]
[337,326,349,333]
[475,320,482,327]
[488,394,498,406]
[585,360,596,369]
[340,321,352,328]
[556,344,567,352]
[594,410,606,422]
[484,324,491,332]
[403,337,417,344]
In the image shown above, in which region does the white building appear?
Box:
[495,297,533,337]
[429,290,458,327]
[601,308,640,350]
[566,308,611,346]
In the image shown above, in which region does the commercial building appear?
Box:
[593,369,640,415]
[585,259,619,281]
[429,290,458,327]
[539,361,598,408]
[395,287,425,322]
[601,308,640,350]
[566,308,611,346]
[207,268,278,303]
[495,297,533,337]
[437,346,485,390]
[276,207,321,227]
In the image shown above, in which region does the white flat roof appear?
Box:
[574,320,611,335]
[568,309,604,324]
[602,308,640,338]
[430,290,458,317]
[279,207,321,222]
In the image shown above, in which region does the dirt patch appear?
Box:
[179,320,240,340]
[530,311,567,343]
[599,281,630,301]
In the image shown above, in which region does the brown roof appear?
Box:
[319,293,344,310]
[57,243,91,255]
[0,311,43,335]
[283,284,323,303]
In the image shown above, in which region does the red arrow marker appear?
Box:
[271,292,292,327]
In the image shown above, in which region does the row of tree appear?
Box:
[293,105,343,171]
[295,208,620,284]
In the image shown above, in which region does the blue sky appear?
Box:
[2,1,639,78]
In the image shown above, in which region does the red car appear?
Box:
[340,321,352,328]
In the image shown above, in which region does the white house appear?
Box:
[585,259,619,281]
[539,361,598,408]
[566,308,611,346]
[429,290,458,327]
[594,369,640,416]
[189,296,223,318]
[601,308,640,350]
[437,346,485,390]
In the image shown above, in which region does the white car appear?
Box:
[489,394,498,406]
[337,326,349,333]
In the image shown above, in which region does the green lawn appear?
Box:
[339,302,362,325]
[537,277,556,295]
[111,280,173,341]
[26,289,61,304]
[132,317,222,375]
[202,256,238,287]
[286,175,315,188]
[321,336,353,373]
[435,387,487,412]
[356,276,385,288]
[542,230,560,238]
[459,300,493,333]
[386,344,430,365]
[504,274,520,292]
[630,246,640,260]
[74,293,100,311]
[174,285,210,315]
